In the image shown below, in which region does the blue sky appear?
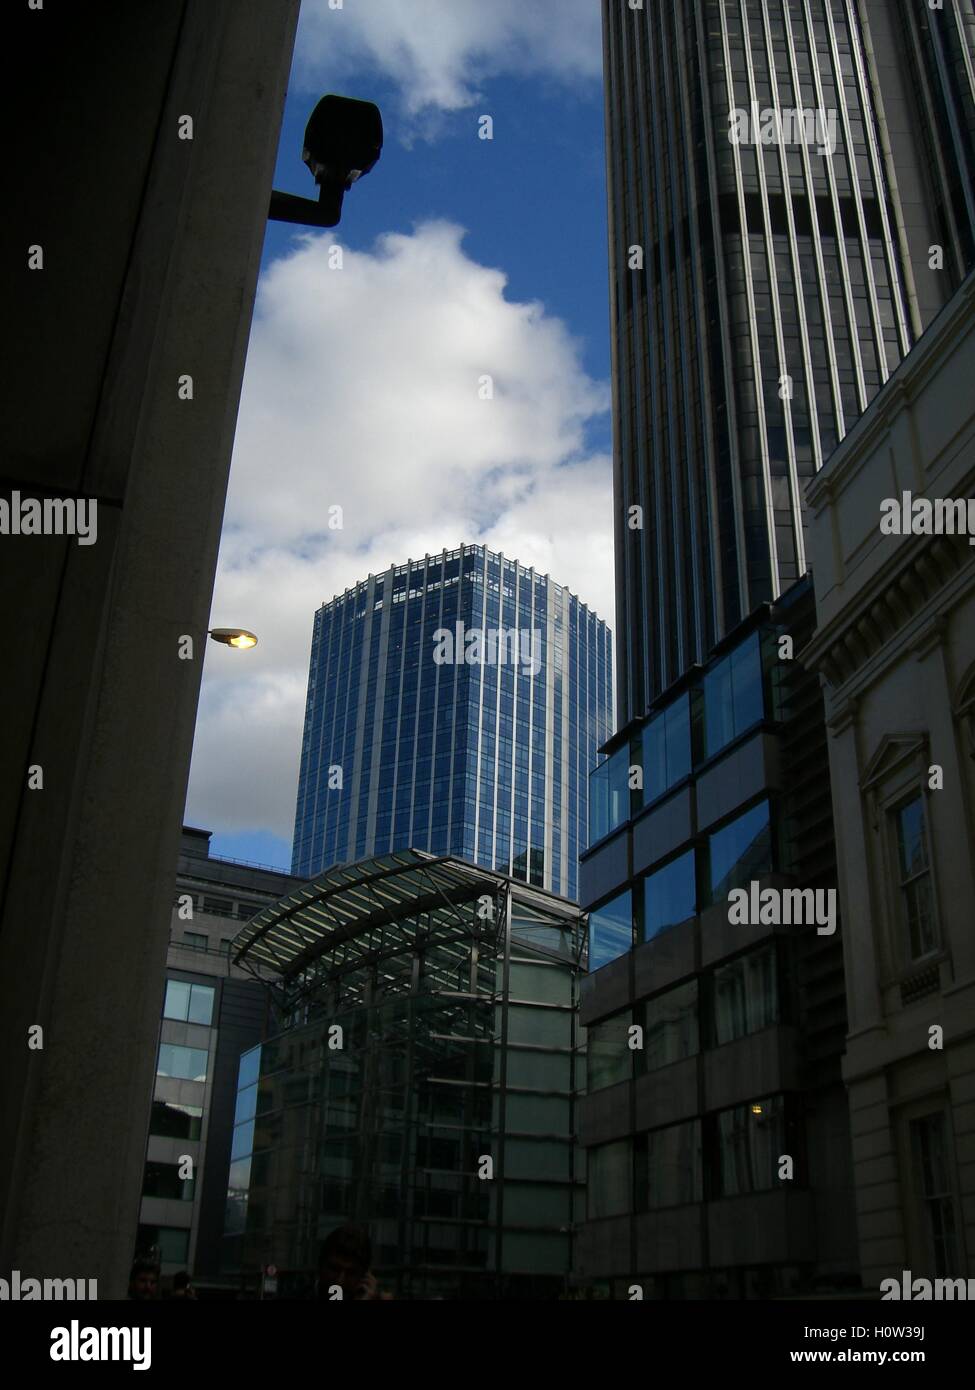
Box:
[186,0,615,869]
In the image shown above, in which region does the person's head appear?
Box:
[171,1270,192,1298]
[128,1258,160,1301]
[318,1225,371,1297]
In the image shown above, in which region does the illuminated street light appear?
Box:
[208,628,258,650]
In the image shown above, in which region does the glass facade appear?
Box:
[714,1095,788,1197]
[707,799,773,901]
[643,850,696,941]
[291,545,612,903]
[590,624,773,844]
[227,852,586,1298]
[636,1121,703,1210]
[603,0,975,719]
[589,889,633,970]
[585,944,786,1093]
[157,1043,208,1083]
[711,944,780,1045]
[163,980,214,1026]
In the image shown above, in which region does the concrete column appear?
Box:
[1,0,298,1297]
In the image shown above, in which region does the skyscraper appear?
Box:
[292,545,612,902]
[603,0,975,719]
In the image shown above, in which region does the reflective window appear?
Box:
[715,1095,785,1196]
[588,746,631,842]
[588,1139,631,1218]
[587,1012,633,1091]
[157,1043,208,1083]
[137,1224,189,1265]
[712,945,779,1045]
[636,1120,702,1209]
[149,1100,202,1141]
[708,800,772,901]
[641,981,699,1073]
[509,961,571,1005]
[182,932,208,952]
[238,1047,261,1090]
[894,796,936,959]
[225,1158,251,1237]
[589,890,633,970]
[163,980,214,1026]
[703,632,765,758]
[639,693,692,805]
[643,850,696,941]
[234,1083,258,1125]
[142,1160,195,1202]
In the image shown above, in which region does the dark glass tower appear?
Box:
[291,545,613,902]
[603,0,975,720]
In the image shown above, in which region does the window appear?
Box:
[711,945,779,1045]
[708,800,772,901]
[643,850,696,940]
[142,1160,195,1202]
[703,632,765,758]
[587,1012,633,1091]
[182,932,208,952]
[588,1139,632,1218]
[640,693,692,804]
[641,981,699,1072]
[895,797,936,959]
[635,1120,702,1209]
[136,1225,189,1265]
[163,980,214,1026]
[201,895,234,918]
[911,1114,959,1276]
[588,746,631,842]
[238,1047,261,1090]
[715,1095,786,1196]
[157,1043,208,1083]
[149,1100,202,1141]
[588,891,633,971]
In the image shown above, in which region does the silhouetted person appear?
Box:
[317,1225,390,1300]
[127,1258,160,1301]
[170,1270,196,1300]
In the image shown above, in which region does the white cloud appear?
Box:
[185,219,612,844]
[295,0,603,121]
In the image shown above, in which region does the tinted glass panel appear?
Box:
[643,850,696,940]
[716,1095,785,1196]
[589,891,633,970]
[588,1012,632,1091]
[712,945,778,1044]
[641,981,699,1072]
[157,1044,208,1082]
[589,1140,631,1218]
[149,1100,203,1141]
[708,800,772,900]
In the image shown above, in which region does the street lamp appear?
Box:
[208,628,258,650]
[269,93,383,228]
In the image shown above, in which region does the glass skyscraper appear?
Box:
[603,0,975,718]
[291,545,612,903]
